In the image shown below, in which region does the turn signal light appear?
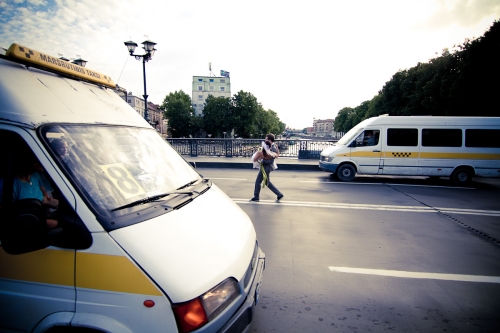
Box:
[172,298,208,333]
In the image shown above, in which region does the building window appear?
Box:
[220,79,225,83]
[197,85,203,91]
[422,129,462,147]
[128,99,131,103]
[198,95,203,100]
[209,79,214,82]
[387,128,418,146]
[198,79,202,82]
[210,86,214,91]
[220,87,225,92]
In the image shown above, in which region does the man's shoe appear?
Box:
[276,194,284,203]
[250,197,259,202]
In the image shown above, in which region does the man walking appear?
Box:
[250,133,284,203]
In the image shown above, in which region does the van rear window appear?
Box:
[465,129,500,148]
[422,129,462,147]
[387,128,418,146]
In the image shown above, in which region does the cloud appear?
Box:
[424,0,500,28]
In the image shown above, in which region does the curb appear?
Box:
[188,161,320,171]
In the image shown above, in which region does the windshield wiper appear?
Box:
[176,179,201,190]
[111,179,206,212]
[111,193,172,212]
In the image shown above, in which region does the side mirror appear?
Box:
[0,199,53,254]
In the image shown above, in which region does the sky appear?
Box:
[1,0,499,129]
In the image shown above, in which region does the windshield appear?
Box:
[336,125,364,146]
[40,125,200,224]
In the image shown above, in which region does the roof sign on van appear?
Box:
[5,43,116,88]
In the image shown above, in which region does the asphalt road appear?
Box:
[197,168,500,333]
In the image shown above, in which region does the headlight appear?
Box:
[201,278,239,320]
[321,156,333,162]
[172,278,239,333]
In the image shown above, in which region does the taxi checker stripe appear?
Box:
[18,45,34,59]
[391,152,412,157]
[0,248,162,296]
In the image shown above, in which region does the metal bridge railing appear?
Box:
[166,138,338,159]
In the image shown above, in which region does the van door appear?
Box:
[382,128,420,175]
[350,129,382,174]
[0,130,77,332]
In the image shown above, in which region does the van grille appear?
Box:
[243,242,259,287]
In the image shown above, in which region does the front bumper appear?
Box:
[319,161,339,173]
[218,250,265,333]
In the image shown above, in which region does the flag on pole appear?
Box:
[221,70,230,78]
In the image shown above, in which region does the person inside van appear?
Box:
[363,130,379,146]
[13,155,59,229]
[51,138,69,162]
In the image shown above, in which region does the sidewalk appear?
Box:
[183,156,320,171]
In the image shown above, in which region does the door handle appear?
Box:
[373,150,381,152]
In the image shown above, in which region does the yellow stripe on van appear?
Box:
[76,252,162,296]
[0,248,74,286]
[350,151,382,158]
[6,43,116,88]
[419,152,500,160]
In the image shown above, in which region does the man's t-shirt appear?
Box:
[13,172,44,201]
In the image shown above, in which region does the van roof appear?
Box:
[0,48,150,129]
[360,115,500,127]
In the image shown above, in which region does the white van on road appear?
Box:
[319,115,500,185]
[0,44,264,333]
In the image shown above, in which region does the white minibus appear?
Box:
[319,115,500,185]
[0,43,265,333]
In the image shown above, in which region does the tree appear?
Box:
[202,95,232,137]
[231,91,261,138]
[334,20,500,131]
[334,107,353,133]
[160,90,193,138]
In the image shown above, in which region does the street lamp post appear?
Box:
[124,40,157,124]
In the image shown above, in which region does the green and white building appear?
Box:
[192,76,231,116]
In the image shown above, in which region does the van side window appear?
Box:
[422,129,462,147]
[0,130,91,252]
[465,129,500,148]
[387,128,418,146]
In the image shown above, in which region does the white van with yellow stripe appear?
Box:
[319,115,500,185]
[0,44,264,333]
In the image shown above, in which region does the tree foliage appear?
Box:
[162,89,286,138]
[202,95,232,137]
[160,90,194,138]
[334,20,500,133]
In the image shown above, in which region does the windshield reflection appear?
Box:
[41,125,200,219]
[337,126,364,146]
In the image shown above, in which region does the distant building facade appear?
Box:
[148,101,168,137]
[313,119,334,137]
[124,92,147,118]
[116,90,168,137]
[192,76,231,116]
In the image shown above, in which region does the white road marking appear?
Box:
[209,178,247,180]
[232,199,500,216]
[328,266,500,283]
[299,180,473,190]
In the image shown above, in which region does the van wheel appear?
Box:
[451,168,472,186]
[337,164,356,182]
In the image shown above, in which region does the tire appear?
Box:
[451,167,473,186]
[336,164,356,182]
